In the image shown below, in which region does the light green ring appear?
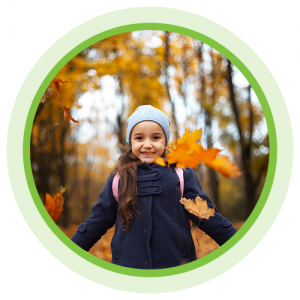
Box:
[7,7,292,293]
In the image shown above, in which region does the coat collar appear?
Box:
[137,161,165,171]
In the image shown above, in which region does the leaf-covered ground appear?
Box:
[60,222,243,262]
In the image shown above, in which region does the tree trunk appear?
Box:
[37,120,50,199]
[180,35,188,107]
[205,111,220,208]
[227,60,255,216]
[164,31,179,139]
[116,72,126,145]
[195,42,206,186]
[195,44,220,208]
[81,173,92,221]
[58,125,69,227]
[204,48,220,208]
[68,126,79,224]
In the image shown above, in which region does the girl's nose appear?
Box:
[143,140,152,148]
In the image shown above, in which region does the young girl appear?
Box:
[71,105,237,269]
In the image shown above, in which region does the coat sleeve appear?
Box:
[182,168,237,246]
[71,174,118,251]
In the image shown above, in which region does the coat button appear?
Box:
[153,173,157,177]
[154,187,158,192]
[77,223,86,233]
[221,218,232,228]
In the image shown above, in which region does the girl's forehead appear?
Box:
[132,121,164,133]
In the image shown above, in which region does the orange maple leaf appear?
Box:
[205,155,242,178]
[166,128,203,168]
[45,186,67,223]
[196,147,222,165]
[147,151,166,166]
[180,196,215,220]
[164,128,241,177]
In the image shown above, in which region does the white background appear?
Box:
[1,1,299,299]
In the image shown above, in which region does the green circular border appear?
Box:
[7,7,292,293]
[23,23,276,277]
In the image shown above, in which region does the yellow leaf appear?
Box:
[180,196,215,220]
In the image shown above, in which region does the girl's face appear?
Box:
[131,121,166,164]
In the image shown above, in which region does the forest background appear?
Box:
[30,30,269,230]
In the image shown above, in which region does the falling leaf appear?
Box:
[61,104,71,113]
[58,96,79,123]
[45,186,67,223]
[166,128,203,168]
[153,156,166,166]
[196,147,222,165]
[64,110,80,123]
[165,128,241,177]
[50,78,79,123]
[51,78,70,93]
[180,196,215,220]
[205,155,242,178]
[147,151,166,166]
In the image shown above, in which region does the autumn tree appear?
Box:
[227,60,268,215]
[31,30,268,225]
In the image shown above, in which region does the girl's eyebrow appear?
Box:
[133,131,163,136]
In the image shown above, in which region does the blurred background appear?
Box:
[30,30,269,228]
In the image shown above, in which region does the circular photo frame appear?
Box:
[7,7,292,293]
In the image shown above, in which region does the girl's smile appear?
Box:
[130,121,166,164]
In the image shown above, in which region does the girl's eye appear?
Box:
[153,136,161,140]
[135,137,143,141]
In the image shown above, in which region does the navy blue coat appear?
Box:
[71,162,237,269]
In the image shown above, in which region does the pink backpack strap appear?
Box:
[175,167,192,227]
[174,167,184,197]
[112,172,120,203]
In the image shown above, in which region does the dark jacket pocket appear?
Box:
[179,226,192,256]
